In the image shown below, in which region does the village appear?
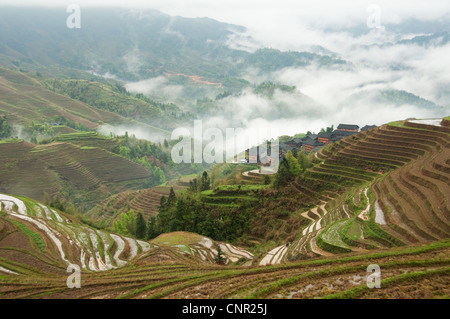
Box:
[245,123,377,164]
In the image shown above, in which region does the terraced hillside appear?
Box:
[0,118,448,299]
[0,139,153,208]
[0,194,152,274]
[255,118,449,265]
[0,229,448,299]
[0,68,121,128]
[0,195,254,277]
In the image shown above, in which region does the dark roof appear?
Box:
[302,138,324,147]
[318,131,333,138]
[301,134,318,142]
[286,138,303,145]
[330,135,342,142]
[333,129,357,137]
[360,125,377,131]
[337,124,359,130]
[292,138,303,144]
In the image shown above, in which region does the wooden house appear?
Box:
[336,124,359,132]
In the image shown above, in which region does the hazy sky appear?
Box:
[1,0,449,135]
[1,0,449,29]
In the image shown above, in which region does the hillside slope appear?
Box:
[0,194,253,277]
[0,68,177,134]
[0,139,153,209]
[255,117,449,265]
[0,68,121,128]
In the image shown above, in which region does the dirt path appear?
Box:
[300,211,315,223]
[358,188,370,221]
[242,169,260,177]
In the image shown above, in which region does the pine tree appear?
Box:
[285,150,301,176]
[135,212,146,239]
[200,171,210,191]
[146,216,157,240]
[215,245,226,265]
[167,187,176,206]
[297,150,311,173]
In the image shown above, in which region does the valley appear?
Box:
[0,3,449,302]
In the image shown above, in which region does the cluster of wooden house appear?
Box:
[245,124,376,164]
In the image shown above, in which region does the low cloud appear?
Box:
[125,76,185,103]
[97,123,170,142]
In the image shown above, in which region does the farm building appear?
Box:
[361,125,377,131]
[301,136,324,153]
[336,124,359,132]
[317,131,333,144]
[285,138,303,148]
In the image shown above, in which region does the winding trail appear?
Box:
[358,188,370,221]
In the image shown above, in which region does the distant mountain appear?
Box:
[341,88,444,110]
[398,31,450,47]
[0,7,347,89]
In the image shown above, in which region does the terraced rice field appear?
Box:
[0,194,153,273]
[0,118,448,299]
[0,237,447,299]
[257,118,450,265]
[0,139,152,206]
[0,195,253,276]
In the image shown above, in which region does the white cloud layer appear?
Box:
[2,0,448,137]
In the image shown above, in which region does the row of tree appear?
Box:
[274,150,312,188]
[111,185,252,243]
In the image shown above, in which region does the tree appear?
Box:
[152,166,166,185]
[200,171,210,191]
[214,245,226,265]
[159,195,167,209]
[297,150,312,173]
[146,216,158,240]
[0,115,12,138]
[285,151,301,176]
[167,187,176,206]
[135,212,147,239]
[112,209,136,236]
[274,157,290,188]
